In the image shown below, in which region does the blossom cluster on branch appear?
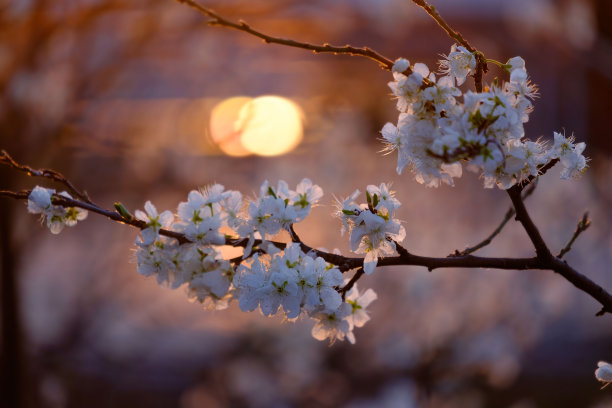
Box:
[127,179,387,344]
[382,50,587,188]
[27,178,383,344]
[27,186,89,234]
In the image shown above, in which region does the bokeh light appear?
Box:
[209,96,253,157]
[210,95,303,157]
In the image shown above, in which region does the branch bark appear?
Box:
[175,0,398,72]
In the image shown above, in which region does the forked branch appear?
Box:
[453,181,537,257]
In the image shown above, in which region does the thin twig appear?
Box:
[411,0,476,53]
[411,0,488,91]
[175,0,398,72]
[455,181,538,257]
[0,190,29,200]
[0,150,93,204]
[517,159,559,191]
[557,212,591,259]
[340,268,365,300]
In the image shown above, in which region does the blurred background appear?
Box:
[1,0,611,406]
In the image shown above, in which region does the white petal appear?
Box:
[392,58,410,73]
[159,210,174,227]
[134,209,148,222]
[596,362,612,381]
[140,227,157,245]
[259,292,281,316]
[311,323,329,341]
[321,287,342,311]
[282,296,302,319]
[351,310,370,328]
[413,62,429,77]
[238,291,259,312]
[48,220,65,234]
[363,252,378,275]
[144,201,157,217]
[358,288,378,308]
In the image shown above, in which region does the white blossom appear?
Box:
[27,187,87,234]
[136,239,178,287]
[235,256,269,313]
[392,58,410,73]
[135,200,174,246]
[596,361,612,389]
[548,132,587,180]
[345,284,377,329]
[186,247,234,310]
[27,186,54,214]
[439,44,476,86]
[291,178,323,221]
[310,303,354,345]
[301,256,343,311]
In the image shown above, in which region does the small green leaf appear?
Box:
[114,202,133,220]
[267,187,277,199]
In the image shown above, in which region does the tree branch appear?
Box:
[507,185,552,260]
[0,150,93,204]
[517,159,559,191]
[2,187,611,314]
[2,147,611,316]
[340,268,365,300]
[410,0,488,91]
[549,257,612,316]
[175,0,398,72]
[557,212,591,259]
[504,159,560,259]
[454,181,537,257]
[411,0,476,53]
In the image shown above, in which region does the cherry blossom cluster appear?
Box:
[382,46,587,188]
[336,183,405,274]
[234,244,376,344]
[133,179,378,343]
[26,186,88,234]
[27,179,380,344]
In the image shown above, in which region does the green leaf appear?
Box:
[114,202,133,220]
[267,187,277,199]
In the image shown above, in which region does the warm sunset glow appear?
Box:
[238,96,303,156]
[210,95,303,157]
[209,96,253,157]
